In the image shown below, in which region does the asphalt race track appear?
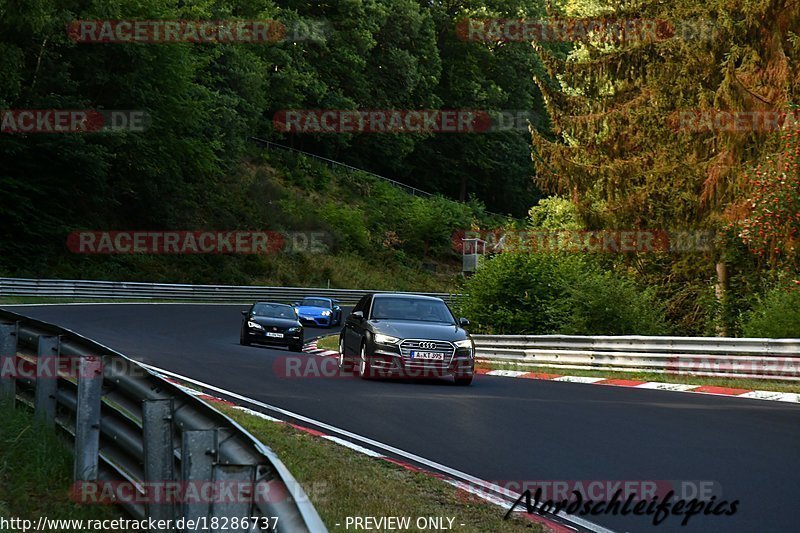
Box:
[6,304,800,533]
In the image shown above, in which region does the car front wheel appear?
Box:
[358,343,372,379]
[338,337,350,371]
[239,326,251,346]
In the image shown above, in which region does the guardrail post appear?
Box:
[74,356,104,482]
[211,465,256,529]
[34,335,60,425]
[0,322,18,404]
[143,399,177,531]
[180,430,218,531]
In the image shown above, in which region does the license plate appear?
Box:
[410,351,444,360]
[265,332,284,338]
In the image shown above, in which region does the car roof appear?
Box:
[253,301,293,307]
[371,293,444,302]
[301,296,331,301]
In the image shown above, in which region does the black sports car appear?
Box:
[338,293,474,385]
[240,302,304,351]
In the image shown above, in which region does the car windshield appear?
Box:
[300,298,331,308]
[251,304,296,319]
[370,297,454,323]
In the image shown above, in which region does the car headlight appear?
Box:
[374,333,400,345]
[287,326,301,333]
[454,339,473,349]
[247,321,264,330]
[321,310,332,316]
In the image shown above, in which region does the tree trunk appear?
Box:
[715,261,729,337]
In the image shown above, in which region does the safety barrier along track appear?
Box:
[0,277,462,306]
[0,309,326,532]
[474,334,800,381]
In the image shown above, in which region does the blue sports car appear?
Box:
[293,297,343,328]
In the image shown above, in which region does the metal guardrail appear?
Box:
[0,277,463,306]
[0,309,326,532]
[473,335,800,381]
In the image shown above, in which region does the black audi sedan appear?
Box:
[240,302,304,351]
[338,293,474,385]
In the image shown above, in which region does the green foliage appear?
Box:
[528,0,800,336]
[460,253,570,334]
[461,252,669,335]
[527,196,583,229]
[273,149,493,260]
[549,270,671,335]
[0,0,541,284]
[318,201,371,253]
[394,196,475,257]
[741,286,800,338]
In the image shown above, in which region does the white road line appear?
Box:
[230,405,282,422]
[321,436,386,457]
[140,362,614,533]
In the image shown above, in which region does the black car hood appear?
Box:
[248,316,300,328]
[368,320,468,341]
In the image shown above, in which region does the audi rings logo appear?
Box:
[418,342,437,350]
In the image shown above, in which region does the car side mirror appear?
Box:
[241,311,248,317]
[459,317,470,328]
[352,310,364,320]
[292,301,300,306]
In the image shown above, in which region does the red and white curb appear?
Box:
[475,368,800,403]
[303,338,799,404]
[154,368,598,533]
[303,339,339,358]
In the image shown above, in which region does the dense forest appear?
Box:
[1,0,798,336]
[0,0,542,250]
[463,0,800,336]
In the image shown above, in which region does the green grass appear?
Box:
[220,406,539,532]
[477,361,800,394]
[315,334,339,351]
[0,401,123,525]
